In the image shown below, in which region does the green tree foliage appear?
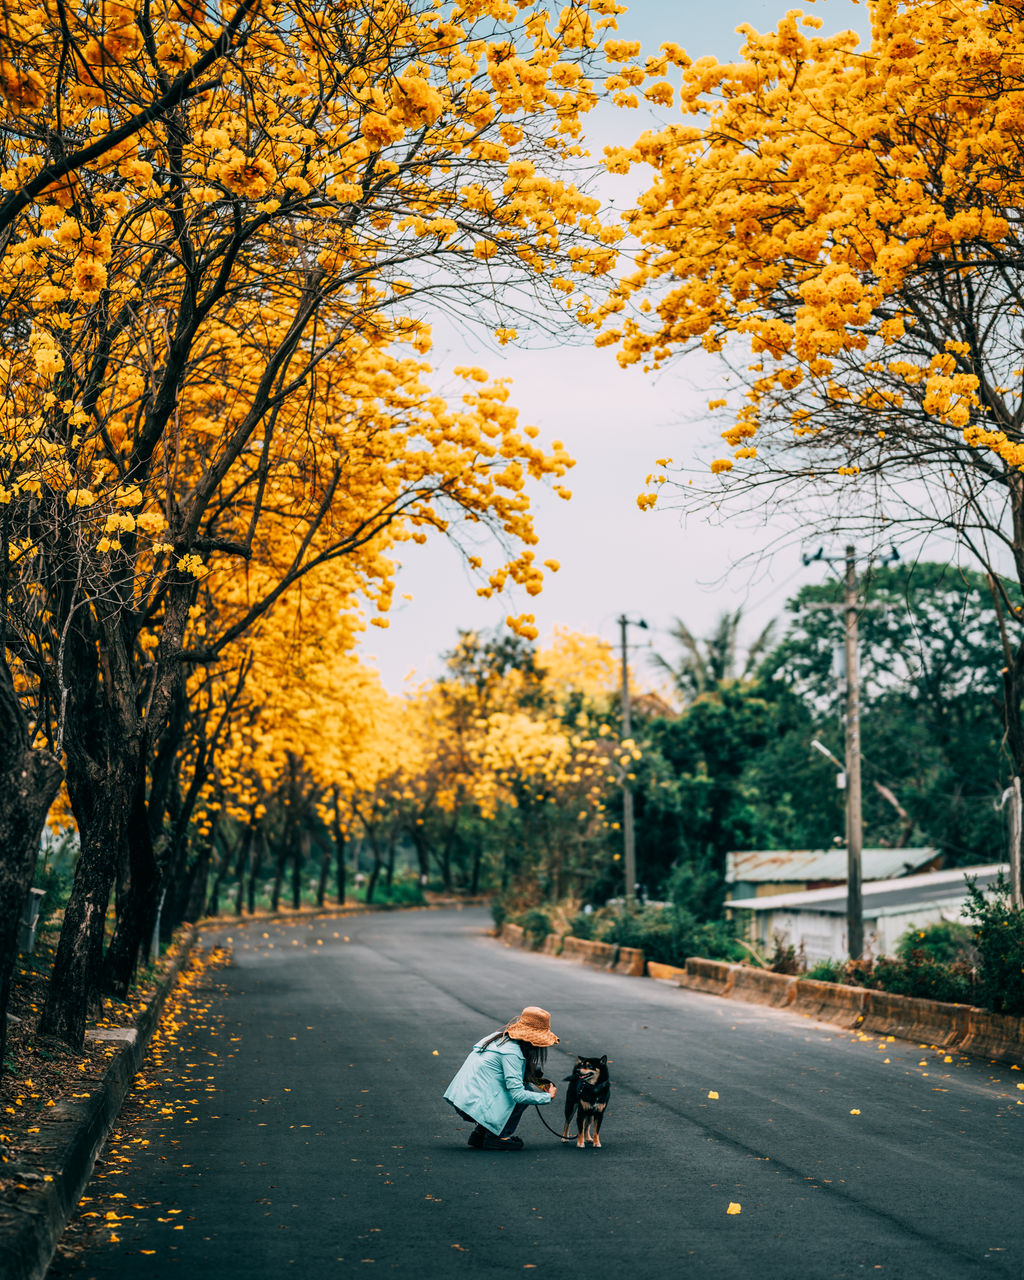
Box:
[965,874,1024,1017]
[632,681,842,916]
[770,562,1008,865]
[651,609,777,706]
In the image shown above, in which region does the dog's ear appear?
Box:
[600,1055,607,1064]
[576,1056,583,1064]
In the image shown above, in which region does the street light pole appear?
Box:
[617,614,646,911]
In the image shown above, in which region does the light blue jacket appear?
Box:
[443,1034,552,1135]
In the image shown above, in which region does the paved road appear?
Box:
[50,909,1023,1279]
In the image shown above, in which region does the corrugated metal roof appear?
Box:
[727,863,1006,915]
[726,847,938,884]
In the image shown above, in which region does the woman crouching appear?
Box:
[443,1006,559,1150]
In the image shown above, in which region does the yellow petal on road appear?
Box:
[707,1091,719,1100]
[726,1203,741,1215]
[850,1109,861,1115]
[432,1050,439,1056]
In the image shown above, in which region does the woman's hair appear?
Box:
[480,1027,548,1082]
[511,1037,547,1083]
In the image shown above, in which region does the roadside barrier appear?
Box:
[558,935,617,970]
[959,1007,1024,1066]
[613,946,645,976]
[859,990,972,1047]
[678,958,736,997]
[729,966,797,1008]
[495,928,1023,1067]
[792,977,866,1028]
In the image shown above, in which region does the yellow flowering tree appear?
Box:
[393,626,623,899]
[0,0,634,1046]
[593,0,1024,789]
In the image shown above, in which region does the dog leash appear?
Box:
[534,1104,568,1140]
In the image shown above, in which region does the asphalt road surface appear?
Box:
[50,908,1024,1280]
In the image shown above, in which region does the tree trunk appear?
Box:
[332,789,346,906]
[0,661,63,1073]
[234,825,254,915]
[248,827,265,914]
[292,828,309,910]
[408,826,430,880]
[100,775,161,997]
[365,833,382,904]
[316,840,331,907]
[270,846,286,912]
[182,840,212,923]
[39,799,126,1049]
[207,827,240,918]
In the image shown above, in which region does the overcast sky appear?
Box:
[360,0,871,692]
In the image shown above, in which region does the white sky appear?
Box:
[361,0,871,691]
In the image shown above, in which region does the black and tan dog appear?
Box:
[562,1055,610,1149]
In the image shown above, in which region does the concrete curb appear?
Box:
[793,977,866,1028]
[676,958,735,997]
[499,925,641,975]
[0,929,198,1280]
[613,946,645,977]
[500,922,526,948]
[957,1008,1024,1064]
[858,989,972,1048]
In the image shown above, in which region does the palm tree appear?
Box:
[651,608,778,705]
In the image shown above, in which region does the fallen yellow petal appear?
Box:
[727,1202,741,1215]
[432,1050,439,1056]
[707,1090,719,1100]
[850,1109,861,1116]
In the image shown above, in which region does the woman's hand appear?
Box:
[545,1083,557,1098]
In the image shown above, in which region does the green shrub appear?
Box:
[768,934,803,975]
[805,958,845,983]
[491,899,508,930]
[871,953,974,1004]
[896,920,975,967]
[357,874,425,907]
[519,909,552,949]
[598,905,742,969]
[965,874,1024,1016]
[567,912,598,940]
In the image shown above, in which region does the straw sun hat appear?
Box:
[504,1006,559,1047]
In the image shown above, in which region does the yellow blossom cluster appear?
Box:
[589,0,1024,479]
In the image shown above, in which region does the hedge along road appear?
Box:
[47,908,1023,1280]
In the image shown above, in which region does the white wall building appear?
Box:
[727,864,1006,963]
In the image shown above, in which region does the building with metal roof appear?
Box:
[725,847,941,902]
[726,864,1005,963]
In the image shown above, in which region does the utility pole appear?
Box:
[617,614,647,911]
[802,543,896,959]
[843,546,864,961]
